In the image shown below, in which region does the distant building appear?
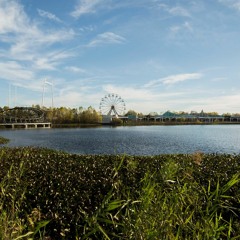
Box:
[127,115,138,120]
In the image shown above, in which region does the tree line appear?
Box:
[42,106,102,124]
[1,105,240,124]
[0,105,102,124]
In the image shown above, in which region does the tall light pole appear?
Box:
[8,84,17,108]
[14,86,17,107]
[8,83,11,108]
[42,79,54,108]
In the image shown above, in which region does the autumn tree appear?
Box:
[125,110,138,116]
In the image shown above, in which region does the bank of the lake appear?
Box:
[51,121,240,128]
[52,123,102,128]
[1,147,240,239]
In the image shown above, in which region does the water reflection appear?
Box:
[1,125,240,155]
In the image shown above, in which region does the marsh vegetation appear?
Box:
[1,147,240,239]
[0,136,9,145]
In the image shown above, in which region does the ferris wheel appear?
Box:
[99,93,126,116]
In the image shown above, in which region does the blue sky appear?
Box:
[0,0,240,114]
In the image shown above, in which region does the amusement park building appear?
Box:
[139,111,240,123]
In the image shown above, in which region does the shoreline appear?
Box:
[52,121,240,128]
[1,121,240,130]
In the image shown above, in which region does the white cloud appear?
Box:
[157,3,191,17]
[8,36,76,71]
[71,0,101,18]
[0,0,32,34]
[168,6,191,17]
[33,58,57,70]
[79,25,95,32]
[219,0,240,11]
[145,73,202,87]
[55,86,104,108]
[181,94,240,114]
[101,84,198,114]
[103,84,154,101]
[0,0,76,76]
[170,21,193,36]
[48,50,76,62]
[0,0,75,49]
[62,82,240,114]
[70,0,136,19]
[65,66,86,73]
[37,9,62,23]
[88,32,126,47]
[161,73,202,85]
[0,61,34,82]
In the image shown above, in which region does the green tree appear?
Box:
[207,112,219,116]
[125,110,138,116]
[79,106,101,124]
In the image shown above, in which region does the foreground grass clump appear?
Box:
[1,148,240,239]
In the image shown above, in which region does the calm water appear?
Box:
[1,125,240,155]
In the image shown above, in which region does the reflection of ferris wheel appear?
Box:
[99,93,126,116]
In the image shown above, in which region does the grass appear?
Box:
[1,147,240,239]
[0,136,9,145]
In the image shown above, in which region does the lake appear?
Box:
[1,125,240,155]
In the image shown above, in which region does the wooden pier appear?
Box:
[0,122,51,129]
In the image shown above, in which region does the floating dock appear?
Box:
[0,122,51,129]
